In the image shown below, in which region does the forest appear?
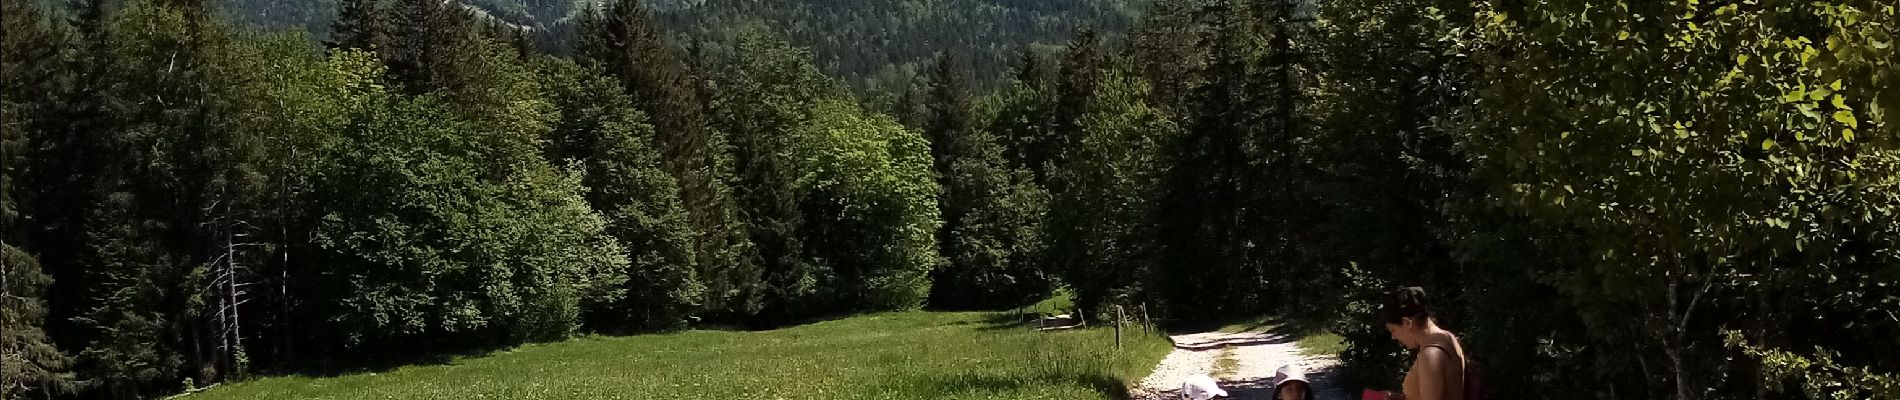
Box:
[2,0,1897,399]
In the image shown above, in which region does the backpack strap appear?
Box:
[1420,344,1481,400]
[1420,344,1462,369]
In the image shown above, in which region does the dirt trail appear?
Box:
[1130,330,1344,400]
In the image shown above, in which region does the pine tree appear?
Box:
[29,0,113,380]
[1047,71,1175,316]
[710,30,829,324]
[923,53,977,200]
[1043,29,1103,182]
[923,53,975,304]
[1038,29,1115,310]
[0,246,76,399]
[385,0,473,93]
[1151,0,1266,318]
[68,0,282,390]
[538,58,703,330]
[385,0,437,89]
[890,80,926,131]
[510,26,533,59]
[1,0,79,396]
[992,51,1057,176]
[1053,28,1103,140]
[72,1,203,393]
[327,0,388,51]
[580,0,762,319]
[69,0,106,40]
[1126,0,1207,113]
[1010,49,1052,93]
[923,53,1052,309]
[1246,0,1321,310]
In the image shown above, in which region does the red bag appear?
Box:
[1463,359,1486,400]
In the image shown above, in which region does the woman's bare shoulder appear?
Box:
[1417,340,1462,370]
[1417,344,1451,363]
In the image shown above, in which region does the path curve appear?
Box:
[1130,330,1344,400]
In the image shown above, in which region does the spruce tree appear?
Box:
[0,246,76,399]
[579,0,762,318]
[923,53,1052,309]
[29,0,112,375]
[1039,29,1112,309]
[385,0,473,93]
[710,30,828,324]
[1125,0,1207,113]
[923,53,977,200]
[537,59,703,330]
[1010,49,1052,93]
[1042,29,1102,183]
[1046,70,1174,317]
[1151,0,1263,318]
[75,0,252,390]
[992,51,1056,176]
[1053,28,1103,142]
[327,0,388,51]
[1,0,79,396]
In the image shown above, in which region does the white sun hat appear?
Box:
[1274,364,1309,389]
[1181,373,1228,400]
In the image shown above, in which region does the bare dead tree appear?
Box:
[202,196,263,381]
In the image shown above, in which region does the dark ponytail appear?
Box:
[1379,286,1433,325]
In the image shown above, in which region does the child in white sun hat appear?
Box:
[1274,364,1312,400]
[1181,373,1228,400]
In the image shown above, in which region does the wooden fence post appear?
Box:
[1140,303,1151,335]
[1114,305,1125,350]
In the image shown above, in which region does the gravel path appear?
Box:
[1130,330,1344,400]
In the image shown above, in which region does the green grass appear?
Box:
[1209,315,1344,357]
[1216,315,1278,333]
[1296,332,1346,357]
[1210,347,1240,379]
[194,311,1173,400]
[1026,288,1076,315]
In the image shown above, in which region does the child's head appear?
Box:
[1181,373,1227,400]
[1273,364,1310,400]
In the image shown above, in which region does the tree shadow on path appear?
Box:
[1171,333,1299,351]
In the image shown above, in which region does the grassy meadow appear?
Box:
[1296,333,1346,357]
[1211,315,1346,358]
[191,311,1172,400]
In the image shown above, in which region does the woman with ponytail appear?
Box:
[1371,286,1468,400]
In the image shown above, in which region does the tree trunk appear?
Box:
[224,205,242,379]
[1667,341,1689,400]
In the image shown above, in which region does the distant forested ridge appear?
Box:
[646,0,1141,94]
[211,0,1141,92]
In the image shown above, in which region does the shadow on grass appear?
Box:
[268,341,516,379]
[975,310,1046,331]
[909,371,1133,399]
[1162,317,1244,334]
[1268,315,1338,338]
